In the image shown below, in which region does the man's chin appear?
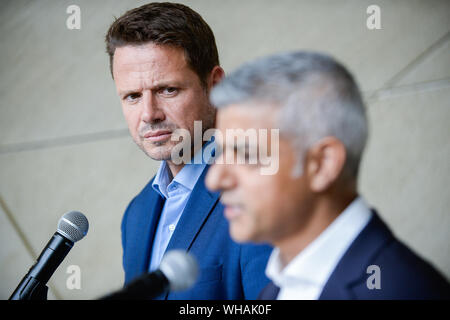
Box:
[139,143,173,161]
[229,223,256,244]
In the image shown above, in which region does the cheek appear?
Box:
[123,109,144,143]
[242,175,281,221]
[163,102,193,131]
[173,91,210,125]
[245,174,298,223]
[122,106,140,128]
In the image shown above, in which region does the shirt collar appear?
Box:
[152,140,215,198]
[266,196,373,288]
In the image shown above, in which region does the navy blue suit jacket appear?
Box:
[259,211,450,300]
[121,166,272,299]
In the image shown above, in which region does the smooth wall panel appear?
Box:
[202,0,450,91]
[0,0,127,146]
[0,205,57,299]
[395,38,450,87]
[359,87,450,279]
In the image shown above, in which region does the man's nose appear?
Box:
[141,92,165,123]
[205,162,235,193]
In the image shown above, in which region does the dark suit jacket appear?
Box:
[121,166,272,299]
[258,211,450,300]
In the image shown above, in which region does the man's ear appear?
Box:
[208,66,225,89]
[305,137,347,193]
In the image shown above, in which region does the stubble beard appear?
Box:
[135,106,217,163]
[135,138,173,161]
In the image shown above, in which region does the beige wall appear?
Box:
[0,0,449,299]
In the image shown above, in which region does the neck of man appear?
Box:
[165,140,209,179]
[166,161,184,178]
[275,182,358,269]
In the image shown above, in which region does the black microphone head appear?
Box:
[57,211,89,242]
[159,250,198,292]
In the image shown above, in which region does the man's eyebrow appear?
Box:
[118,81,185,97]
[233,143,248,151]
[118,89,141,97]
[233,142,257,153]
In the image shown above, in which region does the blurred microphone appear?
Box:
[9,211,89,300]
[102,250,198,300]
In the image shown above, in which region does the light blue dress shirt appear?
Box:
[149,142,214,271]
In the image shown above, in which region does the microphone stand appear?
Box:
[9,232,73,300]
[9,277,48,300]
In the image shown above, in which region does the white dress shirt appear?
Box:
[265,196,373,300]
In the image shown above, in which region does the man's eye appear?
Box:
[161,87,178,96]
[236,148,259,165]
[124,93,141,102]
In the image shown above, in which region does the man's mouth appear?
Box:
[143,130,172,142]
[223,203,244,220]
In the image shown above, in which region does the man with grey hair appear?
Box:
[206,51,450,299]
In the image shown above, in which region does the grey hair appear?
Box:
[210,51,368,178]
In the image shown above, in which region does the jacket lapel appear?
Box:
[258,282,280,300]
[165,166,220,252]
[127,183,165,282]
[319,210,394,299]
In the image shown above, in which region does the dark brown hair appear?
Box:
[105,2,220,86]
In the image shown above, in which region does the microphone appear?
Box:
[9,211,89,300]
[102,250,198,300]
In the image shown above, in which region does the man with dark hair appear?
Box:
[105,2,271,299]
[206,50,450,300]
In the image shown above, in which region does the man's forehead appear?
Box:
[113,43,187,77]
[112,44,196,93]
[218,103,278,128]
[216,105,279,147]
